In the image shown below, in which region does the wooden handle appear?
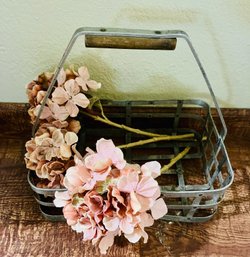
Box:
[85,35,177,50]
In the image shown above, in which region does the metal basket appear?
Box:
[28,28,234,223]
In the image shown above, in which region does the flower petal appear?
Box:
[117,171,138,193]
[65,131,78,145]
[72,93,90,108]
[92,227,103,245]
[53,191,70,207]
[141,161,161,178]
[140,212,154,228]
[64,79,80,96]
[34,105,52,119]
[91,167,111,181]
[151,198,168,220]
[78,66,90,80]
[52,129,64,147]
[52,87,69,105]
[111,148,126,169]
[75,77,88,91]
[34,132,50,145]
[120,216,134,234]
[60,144,72,159]
[86,80,101,90]
[50,103,69,121]
[111,186,125,205]
[55,190,71,200]
[36,90,46,104]
[96,138,115,155]
[83,227,96,241]
[124,228,142,243]
[130,191,141,214]
[68,119,81,133]
[63,203,79,226]
[103,216,120,231]
[95,138,126,169]
[57,68,66,86]
[64,165,91,189]
[99,231,116,255]
[134,193,153,212]
[71,222,87,233]
[152,186,161,200]
[140,229,149,243]
[65,100,79,117]
[136,176,159,198]
[85,153,111,172]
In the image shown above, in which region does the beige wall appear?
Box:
[0,0,249,107]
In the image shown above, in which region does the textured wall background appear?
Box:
[0,0,249,107]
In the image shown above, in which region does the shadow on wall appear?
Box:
[65,52,230,107]
[113,6,198,24]
[205,17,233,106]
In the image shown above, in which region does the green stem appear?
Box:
[118,136,194,149]
[161,146,191,173]
[80,110,195,139]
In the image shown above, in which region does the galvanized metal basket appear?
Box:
[28,27,234,223]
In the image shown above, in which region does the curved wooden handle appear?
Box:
[85,35,177,50]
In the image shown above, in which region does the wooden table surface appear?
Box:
[0,104,250,257]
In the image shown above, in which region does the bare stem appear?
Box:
[118,136,194,149]
[161,146,191,173]
[80,110,194,139]
[96,100,109,120]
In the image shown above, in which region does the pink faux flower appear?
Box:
[117,165,167,218]
[75,66,101,91]
[52,79,90,117]
[63,159,95,194]
[25,125,78,183]
[85,138,126,181]
[34,101,69,121]
[124,212,154,244]
[53,139,168,255]
[36,160,65,180]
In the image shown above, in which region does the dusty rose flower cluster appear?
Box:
[25,120,79,188]
[27,66,101,122]
[25,66,101,187]
[54,138,168,254]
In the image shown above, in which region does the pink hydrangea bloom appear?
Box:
[85,138,126,181]
[53,139,168,255]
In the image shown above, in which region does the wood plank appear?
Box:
[85,35,177,50]
[0,103,31,138]
[0,103,250,256]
